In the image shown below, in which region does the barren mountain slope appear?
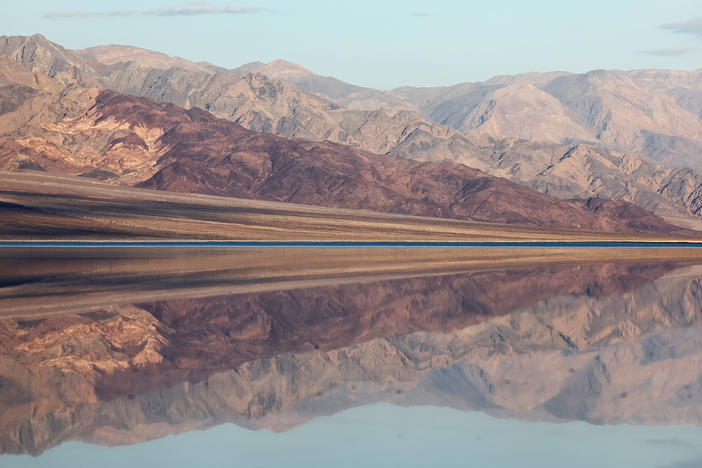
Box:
[9,34,702,169]
[461,82,594,142]
[393,71,702,168]
[2,35,702,230]
[57,37,702,226]
[0,60,690,235]
[231,59,415,111]
[543,71,702,167]
[80,44,219,73]
[98,90,689,233]
[0,34,102,87]
[626,69,702,118]
[391,133,702,229]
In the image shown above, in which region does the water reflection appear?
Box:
[1,247,702,464]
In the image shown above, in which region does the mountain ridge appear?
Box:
[1,34,689,228]
[0,34,700,233]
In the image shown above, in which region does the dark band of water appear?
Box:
[0,241,701,248]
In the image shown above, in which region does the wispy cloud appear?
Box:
[636,47,699,56]
[44,2,268,19]
[659,456,702,468]
[643,437,693,447]
[661,17,702,37]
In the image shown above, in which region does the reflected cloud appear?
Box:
[660,458,702,468]
[645,437,693,447]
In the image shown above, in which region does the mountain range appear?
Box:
[0,35,697,237]
[1,34,701,233]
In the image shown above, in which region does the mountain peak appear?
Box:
[0,34,97,86]
[233,59,314,79]
[26,33,49,44]
[0,34,52,52]
[266,59,311,70]
[77,44,216,73]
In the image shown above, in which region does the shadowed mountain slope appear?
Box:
[82,90,697,233]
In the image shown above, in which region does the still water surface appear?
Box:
[2,241,702,247]
[1,247,702,467]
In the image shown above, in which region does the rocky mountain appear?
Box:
[0,55,70,136]
[231,59,414,112]
[42,35,702,172]
[246,62,702,169]
[30,36,701,228]
[80,44,220,74]
[1,260,701,453]
[543,71,702,167]
[391,133,702,229]
[628,69,702,118]
[454,82,594,143]
[0,34,102,87]
[395,69,702,168]
[204,56,702,170]
[96,62,702,228]
[1,34,701,231]
[0,63,688,235]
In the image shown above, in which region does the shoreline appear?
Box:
[2,240,702,248]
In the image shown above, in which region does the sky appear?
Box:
[1,0,702,89]
[5,404,702,468]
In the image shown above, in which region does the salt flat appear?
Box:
[1,171,701,243]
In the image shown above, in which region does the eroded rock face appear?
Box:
[0,261,698,454]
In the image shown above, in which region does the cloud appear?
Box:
[44,2,268,19]
[636,47,699,56]
[659,456,702,468]
[661,17,702,37]
[643,437,693,447]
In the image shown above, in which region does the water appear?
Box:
[7,406,702,468]
[1,241,702,247]
[1,247,702,467]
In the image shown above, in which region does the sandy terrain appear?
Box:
[2,171,702,243]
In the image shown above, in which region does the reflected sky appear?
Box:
[2,247,702,466]
[6,405,702,468]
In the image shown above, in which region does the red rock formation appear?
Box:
[84,91,684,234]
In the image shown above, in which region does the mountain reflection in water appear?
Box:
[1,247,702,466]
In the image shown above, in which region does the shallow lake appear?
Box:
[2,247,702,467]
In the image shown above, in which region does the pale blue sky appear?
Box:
[1,0,702,88]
